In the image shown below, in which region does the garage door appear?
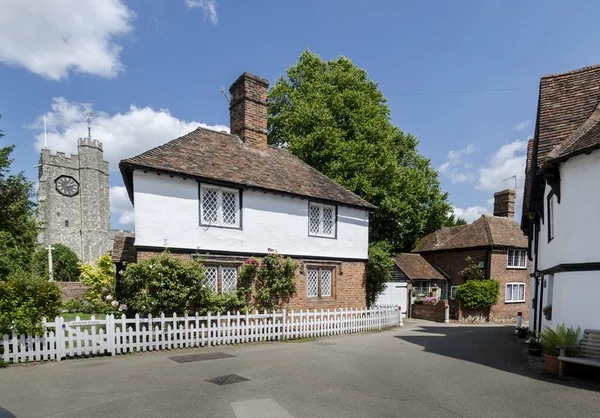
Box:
[376,282,408,318]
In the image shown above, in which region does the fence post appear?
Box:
[54,316,65,361]
[106,314,115,355]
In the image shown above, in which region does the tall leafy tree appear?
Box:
[268,50,451,252]
[0,115,39,278]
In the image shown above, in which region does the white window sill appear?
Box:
[506,266,527,270]
[309,234,336,239]
[505,300,526,304]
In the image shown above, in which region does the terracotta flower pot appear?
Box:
[544,354,566,375]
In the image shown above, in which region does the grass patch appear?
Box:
[62,313,106,322]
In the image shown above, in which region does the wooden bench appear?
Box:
[558,329,600,378]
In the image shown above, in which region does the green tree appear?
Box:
[444,213,467,227]
[0,116,39,279]
[268,50,451,252]
[32,243,80,282]
[366,242,394,307]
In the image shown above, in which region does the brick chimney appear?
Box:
[493,189,516,218]
[229,73,269,150]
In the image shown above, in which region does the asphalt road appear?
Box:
[1,321,598,418]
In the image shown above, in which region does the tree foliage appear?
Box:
[0,270,62,336]
[32,243,80,282]
[0,116,39,279]
[366,242,394,307]
[268,50,451,252]
[458,256,485,281]
[444,213,467,227]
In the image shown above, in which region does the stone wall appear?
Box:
[136,250,367,310]
[55,281,89,301]
[412,300,448,322]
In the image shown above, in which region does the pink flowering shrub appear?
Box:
[238,249,298,311]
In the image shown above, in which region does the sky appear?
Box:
[1,0,599,230]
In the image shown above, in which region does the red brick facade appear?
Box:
[136,250,367,310]
[421,248,529,323]
[413,300,448,322]
[56,281,89,301]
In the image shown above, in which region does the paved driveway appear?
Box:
[0,321,598,418]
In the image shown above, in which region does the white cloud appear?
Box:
[515,120,531,131]
[0,0,135,80]
[30,97,229,171]
[186,0,218,25]
[451,205,490,223]
[110,186,134,226]
[438,144,476,183]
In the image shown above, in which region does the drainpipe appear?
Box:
[533,219,541,336]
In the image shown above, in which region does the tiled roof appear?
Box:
[522,64,600,223]
[414,215,527,252]
[536,65,600,168]
[392,253,446,281]
[111,234,136,263]
[120,128,375,210]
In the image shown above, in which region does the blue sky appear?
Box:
[1,0,599,229]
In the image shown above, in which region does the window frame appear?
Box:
[449,286,459,300]
[199,184,242,229]
[506,249,527,269]
[202,264,239,294]
[414,280,431,296]
[547,191,555,242]
[308,201,338,239]
[306,266,336,299]
[505,282,526,303]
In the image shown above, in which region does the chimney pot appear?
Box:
[229,73,269,150]
[493,189,516,218]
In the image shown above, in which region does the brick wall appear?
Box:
[55,281,89,301]
[489,250,530,323]
[412,300,448,322]
[421,249,487,285]
[135,250,367,310]
[229,73,269,151]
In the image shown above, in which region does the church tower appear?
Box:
[37,138,110,263]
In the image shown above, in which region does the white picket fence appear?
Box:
[1,305,400,364]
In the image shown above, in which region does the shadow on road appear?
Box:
[394,325,600,391]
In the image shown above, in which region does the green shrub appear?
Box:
[120,253,215,315]
[32,243,80,282]
[540,323,581,357]
[0,270,62,335]
[456,279,500,309]
[79,254,124,314]
[366,242,394,307]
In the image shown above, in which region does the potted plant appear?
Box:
[527,337,543,356]
[543,305,552,321]
[515,326,528,338]
[539,323,581,375]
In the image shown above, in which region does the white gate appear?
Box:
[376,283,408,318]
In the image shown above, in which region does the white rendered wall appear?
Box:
[549,271,600,337]
[537,150,600,270]
[132,171,369,259]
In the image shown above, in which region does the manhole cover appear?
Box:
[206,374,250,385]
[169,352,235,363]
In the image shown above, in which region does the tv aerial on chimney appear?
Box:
[502,175,517,191]
[220,87,230,103]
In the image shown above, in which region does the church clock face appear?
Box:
[55,176,80,197]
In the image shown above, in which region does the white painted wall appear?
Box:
[538,150,600,269]
[549,271,600,336]
[133,171,369,259]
